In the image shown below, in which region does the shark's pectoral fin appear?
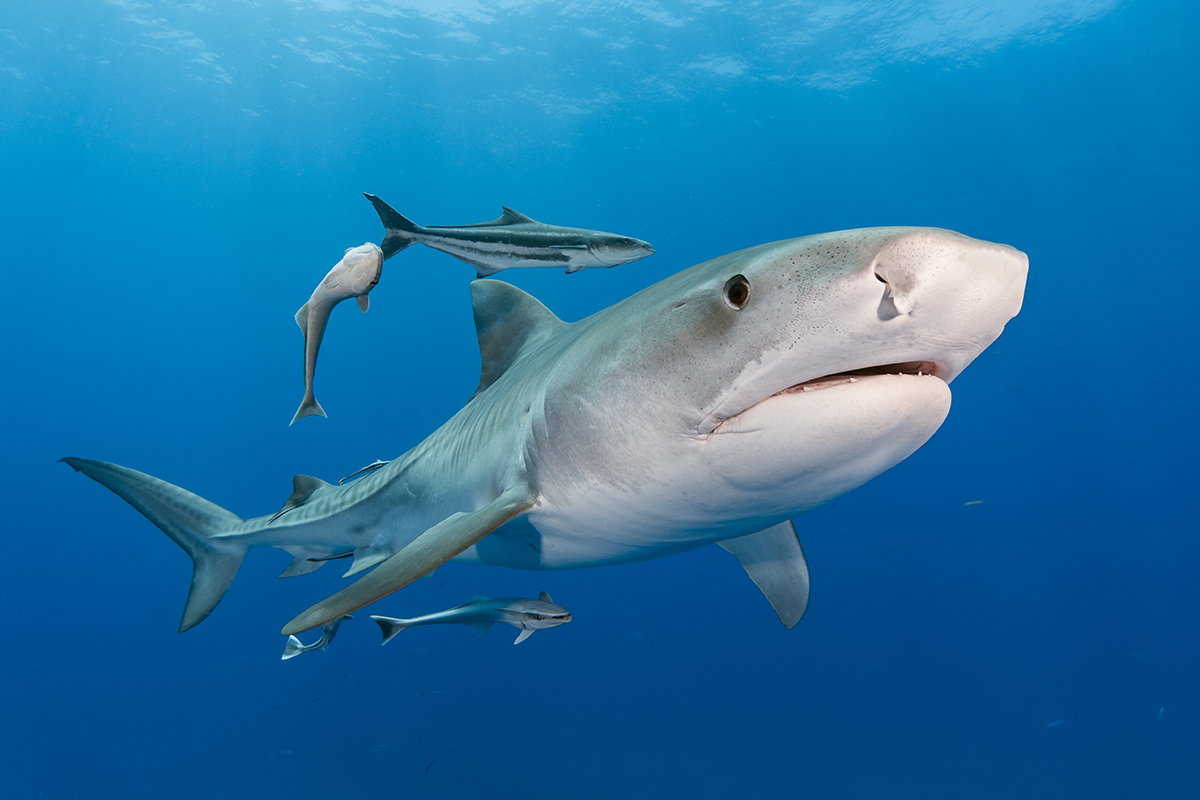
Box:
[513,627,535,645]
[357,295,369,312]
[718,520,810,629]
[281,483,538,635]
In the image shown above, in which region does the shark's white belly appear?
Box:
[456,373,952,570]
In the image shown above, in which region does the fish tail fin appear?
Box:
[290,393,327,426]
[363,193,419,259]
[59,457,248,632]
[281,635,306,660]
[371,615,412,646]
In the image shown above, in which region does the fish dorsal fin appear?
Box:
[270,474,333,523]
[497,207,535,224]
[470,280,566,398]
[466,595,490,604]
[444,207,537,228]
[539,591,553,603]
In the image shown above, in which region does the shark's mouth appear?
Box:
[703,359,946,435]
[774,360,943,397]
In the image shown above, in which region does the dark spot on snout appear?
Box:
[723,274,750,310]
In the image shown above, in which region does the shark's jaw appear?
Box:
[708,360,944,435]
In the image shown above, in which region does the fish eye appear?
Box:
[723,274,750,310]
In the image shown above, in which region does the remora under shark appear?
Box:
[62,227,1027,636]
[372,592,572,646]
[364,193,655,276]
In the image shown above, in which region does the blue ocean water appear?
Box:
[2,1,1197,797]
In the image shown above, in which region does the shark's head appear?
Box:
[527,227,1028,550]
[587,233,655,267]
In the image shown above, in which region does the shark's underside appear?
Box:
[62,227,1027,637]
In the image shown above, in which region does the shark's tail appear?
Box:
[59,457,248,632]
[371,615,413,646]
[363,193,419,260]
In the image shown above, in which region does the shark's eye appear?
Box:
[723,274,750,310]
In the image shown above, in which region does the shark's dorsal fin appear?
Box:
[466,594,490,603]
[271,475,333,523]
[539,591,553,603]
[470,280,566,398]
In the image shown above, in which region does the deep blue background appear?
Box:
[2,2,1196,798]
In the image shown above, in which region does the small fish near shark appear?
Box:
[372,592,572,645]
[291,242,384,425]
[61,226,1027,639]
[364,193,655,276]
[281,614,352,660]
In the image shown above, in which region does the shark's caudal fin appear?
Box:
[59,457,247,632]
[363,193,420,260]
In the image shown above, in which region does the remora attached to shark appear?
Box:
[372,592,572,645]
[364,193,655,276]
[61,227,1027,637]
[292,242,384,424]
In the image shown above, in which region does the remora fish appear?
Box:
[292,242,384,425]
[61,227,1027,636]
[371,592,572,645]
[364,193,654,276]
[281,614,351,660]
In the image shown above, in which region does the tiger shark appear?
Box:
[365,193,655,276]
[61,227,1027,638]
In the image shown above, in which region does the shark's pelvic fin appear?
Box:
[59,457,247,633]
[275,545,342,578]
[718,520,811,629]
[281,482,539,635]
[470,280,566,398]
